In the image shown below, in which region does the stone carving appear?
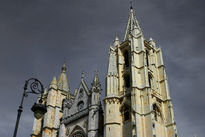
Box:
[92,108,98,118]
[63,99,72,109]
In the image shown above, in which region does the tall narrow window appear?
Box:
[153,104,158,121]
[146,50,149,67]
[153,104,161,122]
[124,74,130,88]
[124,50,129,67]
[148,74,152,88]
[123,106,130,121]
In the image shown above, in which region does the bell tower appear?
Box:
[31,63,70,137]
[104,7,178,137]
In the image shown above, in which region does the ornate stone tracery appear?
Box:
[69,126,86,137]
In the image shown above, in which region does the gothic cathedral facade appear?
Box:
[31,7,178,137]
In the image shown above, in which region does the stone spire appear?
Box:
[107,47,118,75]
[57,63,70,92]
[49,76,57,89]
[91,71,100,88]
[91,71,101,93]
[124,7,142,41]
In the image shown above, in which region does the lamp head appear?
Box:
[31,103,47,119]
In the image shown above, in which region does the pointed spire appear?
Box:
[57,63,70,92]
[91,71,101,92]
[49,76,57,89]
[92,70,100,85]
[107,48,118,75]
[124,6,142,41]
[113,36,120,46]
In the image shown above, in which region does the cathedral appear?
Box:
[31,7,178,137]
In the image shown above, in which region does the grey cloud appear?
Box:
[0,0,204,137]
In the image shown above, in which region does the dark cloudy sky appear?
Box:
[0,0,204,137]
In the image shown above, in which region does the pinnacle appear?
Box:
[51,76,57,85]
[49,76,57,89]
[62,62,67,73]
[92,71,100,86]
[81,71,85,80]
[57,63,70,92]
[149,37,156,47]
[113,35,120,46]
[115,36,119,41]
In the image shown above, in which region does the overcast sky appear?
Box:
[0,0,204,137]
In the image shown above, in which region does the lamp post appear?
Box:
[13,78,47,137]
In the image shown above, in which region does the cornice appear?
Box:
[103,96,121,104]
[104,122,121,126]
[63,108,89,124]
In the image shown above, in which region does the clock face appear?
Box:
[78,102,84,111]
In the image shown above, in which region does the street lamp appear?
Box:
[13,78,47,137]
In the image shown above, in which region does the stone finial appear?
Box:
[62,62,67,73]
[113,36,120,46]
[93,70,99,84]
[91,70,101,91]
[149,37,156,47]
[81,71,85,80]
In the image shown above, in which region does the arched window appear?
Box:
[70,126,86,137]
[124,50,129,67]
[72,131,85,137]
[124,74,130,88]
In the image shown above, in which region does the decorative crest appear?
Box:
[81,71,85,79]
